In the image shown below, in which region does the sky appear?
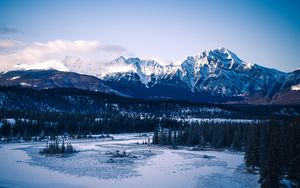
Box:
[0,0,300,72]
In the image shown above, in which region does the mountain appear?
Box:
[0,48,299,105]
[99,48,299,104]
[270,69,300,104]
[0,69,123,96]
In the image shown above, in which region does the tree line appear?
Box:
[152,118,300,188]
[0,114,159,140]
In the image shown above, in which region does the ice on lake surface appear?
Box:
[0,133,259,188]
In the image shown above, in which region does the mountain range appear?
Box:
[0,48,299,105]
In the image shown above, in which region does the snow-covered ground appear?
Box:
[0,133,260,188]
[175,118,261,124]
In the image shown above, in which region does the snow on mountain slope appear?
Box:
[98,48,288,98]
[2,47,299,104]
[99,56,165,85]
[174,48,287,96]
[60,56,103,76]
[12,47,286,96]
[14,60,70,72]
[292,84,300,91]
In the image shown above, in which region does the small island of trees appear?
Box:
[39,140,77,155]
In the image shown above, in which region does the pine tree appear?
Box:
[168,129,172,145]
[258,124,269,184]
[232,126,242,150]
[261,123,280,188]
[287,119,300,185]
[173,130,177,146]
[152,128,159,144]
[61,140,65,153]
[288,143,300,185]
[1,123,11,138]
[244,125,259,170]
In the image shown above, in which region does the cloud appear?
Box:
[101,45,127,53]
[0,26,22,35]
[0,39,21,48]
[17,40,102,61]
[0,40,131,72]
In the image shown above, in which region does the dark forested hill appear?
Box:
[0,86,299,119]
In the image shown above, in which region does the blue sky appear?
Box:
[0,0,300,71]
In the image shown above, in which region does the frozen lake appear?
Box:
[0,133,259,188]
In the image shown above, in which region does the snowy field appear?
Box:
[0,133,259,188]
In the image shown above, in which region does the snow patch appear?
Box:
[106,64,136,75]
[20,82,31,86]
[9,76,20,80]
[291,84,300,91]
[3,118,16,125]
[175,118,260,124]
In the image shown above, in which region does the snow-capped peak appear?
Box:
[14,60,70,72]
[194,48,254,70]
[110,56,128,65]
[99,48,260,88]
[5,47,295,101]
[9,48,272,94]
[100,57,165,85]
